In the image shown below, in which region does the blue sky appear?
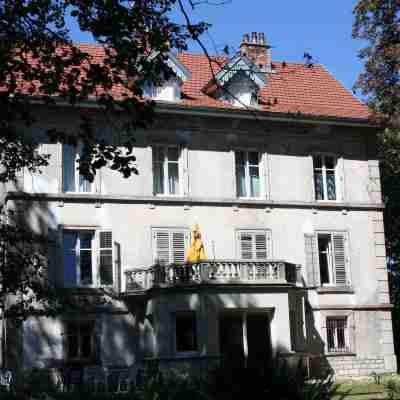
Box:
[69,0,365,95]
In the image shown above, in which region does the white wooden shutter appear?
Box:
[99,231,113,286]
[239,232,253,260]
[154,230,170,265]
[304,234,320,287]
[153,230,188,265]
[172,232,186,264]
[255,233,268,259]
[333,233,347,286]
[238,231,269,260]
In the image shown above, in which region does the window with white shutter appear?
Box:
[63,229,113,288]
[317,232,349,286]
[153,229,189,265]
[237,230,271,260]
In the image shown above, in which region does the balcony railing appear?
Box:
[125,260,299,292]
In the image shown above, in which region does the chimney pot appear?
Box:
[251,32,257,44]
[243,33,249,43]
[259,33,265,45]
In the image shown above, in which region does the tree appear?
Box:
[353,0,400,261]
[353,0,400,362]
[0,0,212,324]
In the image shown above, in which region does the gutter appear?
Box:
[27,96,378,129]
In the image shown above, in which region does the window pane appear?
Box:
[79,174,91,193]
[63,145,76,192]
[248,152,259,166]
[236,151,245,166]
[176,314,197,352]
[314,172,324,200]
[325,156,335,170]
[168,163,179,194]
[154,147,164,162]
[168,147,179,162]
[318,235,331,284]
[153,162,164,194]
[80,232,92,250]
[326,172,336,200]
[236,164,246,197]
[313,155,322,169]
[64,232,77,286]
[249,166,260,197]
[67,334,79,359]
[80,250,93,285]
[81,324,93,359]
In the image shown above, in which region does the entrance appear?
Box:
[219,312,271,370]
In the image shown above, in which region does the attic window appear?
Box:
[219,73,260,108]
[143,78,182,102]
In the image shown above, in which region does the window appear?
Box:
[65,321,95,361]
[317,232,348,286]
[175,312,197,353]
[63,230,113,287]
[326,317,349,353]
[313,155,337,201]
[144,79,181,102]
[237,230,271,260]
[219,312,271,369]
[153,146,181,195]
[62,144,92,193]
[153,229,189,265]
[236,151,262,198]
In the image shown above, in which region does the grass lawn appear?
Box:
[331,376,400,399]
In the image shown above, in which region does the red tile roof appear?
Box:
[11,44,371,121]
[176,52,370,120]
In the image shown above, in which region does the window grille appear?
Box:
[326,317,349,353]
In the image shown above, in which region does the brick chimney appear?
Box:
[239,32,272,73]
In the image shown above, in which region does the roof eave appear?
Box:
[155,102,378,128]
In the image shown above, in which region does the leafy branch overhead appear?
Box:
[0,0,209,182]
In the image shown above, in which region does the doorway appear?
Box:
[219,312,271,370]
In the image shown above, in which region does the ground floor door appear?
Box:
[219,312,271,370]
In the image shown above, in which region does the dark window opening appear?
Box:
[175,313,197,353]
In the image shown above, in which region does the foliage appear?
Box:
[0,0,211,323]
[384,378,400,400]
[0,207,66,321]
[353,0,400,367]
[1,359,335,400]
[353,0,400,124]
[0,0,209,183]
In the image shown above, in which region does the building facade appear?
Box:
[2,32,397,382]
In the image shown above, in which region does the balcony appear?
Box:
[124,260,299,293]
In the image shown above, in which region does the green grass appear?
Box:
[331,376,400,399]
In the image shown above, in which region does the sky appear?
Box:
[69,0,365,96]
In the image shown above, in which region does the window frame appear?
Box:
[61,144,94,194]
[315,230,350,287]
[236,229,272,261]
[235,150,265,199]
[152,227,190,266]
[63,319,96,363]
[62,227,114,288]
[312,153,339,202]
[324,315,353,354]
[174,311,198,356]
[152,145,184,197]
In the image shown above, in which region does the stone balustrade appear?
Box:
[125,260,299,292]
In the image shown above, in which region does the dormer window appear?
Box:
[202,53,266,108]
[219,72,260,108]
[143,52,191,103]
[144,78,182,102]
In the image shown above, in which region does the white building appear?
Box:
[2,32,396,384]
